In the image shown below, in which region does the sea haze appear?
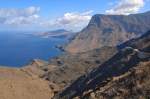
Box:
[0,32,67,67]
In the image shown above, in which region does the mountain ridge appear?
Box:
[35,29,75,38]
[57,31,150,99]
[66,11,150,54]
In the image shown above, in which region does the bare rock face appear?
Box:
[66,11,150,54]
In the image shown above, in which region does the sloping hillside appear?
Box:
[119,30,150,52]
[41,47,118,91]
[57,31,150,99]
[83,61,150,99]
[0,66,53,99]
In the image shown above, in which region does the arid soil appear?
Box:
[0,66,53,99]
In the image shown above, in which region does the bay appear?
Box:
[0,32,66,67]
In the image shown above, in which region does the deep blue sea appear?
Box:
[0,32,67,67]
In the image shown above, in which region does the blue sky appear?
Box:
[0,0,150,31]
[0,0,110,16]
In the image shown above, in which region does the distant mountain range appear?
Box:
[35,29,75,39]
[66,11,150,54]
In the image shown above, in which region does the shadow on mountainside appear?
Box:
[57,30,150,98]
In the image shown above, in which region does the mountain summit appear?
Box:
[66,11,150,54]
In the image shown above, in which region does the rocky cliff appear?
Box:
[66,11,150,54]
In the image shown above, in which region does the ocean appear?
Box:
[0,32,67,67]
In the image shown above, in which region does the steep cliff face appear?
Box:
[58,31,150,99]
[66,11,150,54]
